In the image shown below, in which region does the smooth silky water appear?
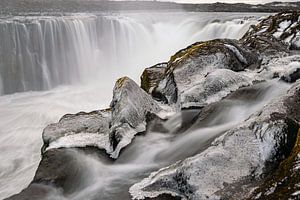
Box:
[0,12,268,199]
[56,80,290,200]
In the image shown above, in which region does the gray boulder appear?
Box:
[42,109,112,153]
[148,39,260,108]
[109,77,161,158]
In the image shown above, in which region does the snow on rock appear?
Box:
[109,77,161,158]
[181,69,252,108]
[258,55,300,80]
[280,61,300,83]
[150,39,260,109]
[42,110,111,153]
[47,133,110,151]
[130,80,300,200]
[241,12,300,54]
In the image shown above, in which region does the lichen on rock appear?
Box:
[147,39,260,109]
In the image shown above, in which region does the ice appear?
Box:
[225,44,248,64]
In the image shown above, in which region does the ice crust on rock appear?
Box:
[43,110,111,152]
[130,80,300,200]
[109,77,161,158]
[181,69,252,108]
[152,39,260,109]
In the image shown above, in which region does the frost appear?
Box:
[278,20,291,31]
[273,31,282,39]
[225,44,248,64]
[181,69,252,108]
[292,36,300,48]
[130,81,300,200]
[47,133,110,152]
[109,77,161,158]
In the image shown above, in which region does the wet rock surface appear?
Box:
[130,80,300,200]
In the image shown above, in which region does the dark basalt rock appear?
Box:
[6,148,112,200]
[241,12,300,55]
[130,80,300,200]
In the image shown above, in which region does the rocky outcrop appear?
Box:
[248,129,300,200]
[280,61,300,83]
[42,109,111,153]
[130,80,300,200]
[241,12,300,54]
[7,148,112,200]
[109,77,161,158]
[7,11,300,200]
[141,63,167,94]
[142,39,260,109]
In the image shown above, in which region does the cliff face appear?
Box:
[7,12,300,200]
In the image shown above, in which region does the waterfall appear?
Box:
[0,12,264,95]
[0,12,269,200]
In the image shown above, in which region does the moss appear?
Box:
[141,69,151,93]
[140,64,167,93]
[115,76,128,89]
[249,128,300,199]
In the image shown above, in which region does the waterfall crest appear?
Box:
[0,12,263,95]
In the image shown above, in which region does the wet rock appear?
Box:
[248,130,300,200]
[130,80,300,200]
[280,61,300,83]
[180,69,252,108]
[257,55,300,80]
[141,63,167,94]
[150,39,260,108]
[109,77,161,158]
[241,12,300,55]
[42,109,111,153]
[6,148,112,200]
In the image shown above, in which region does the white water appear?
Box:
[0,12,263,95]
[62,81,290,200]
[0,12,267,199]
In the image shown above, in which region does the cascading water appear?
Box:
[0,12,268,199]
[0,12,264,95]
[28,80,290,200]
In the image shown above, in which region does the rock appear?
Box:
[248,129,300,200]
[180,69,252,108]
[130,80,300,200]
[6,148,112,200]
[280,61,300,83]
[150,39,260,108]
[42,109,112,154]
[241,12,300,55]
[257,55,300,81]
[109,77,161,158]
[141,63,167,94]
